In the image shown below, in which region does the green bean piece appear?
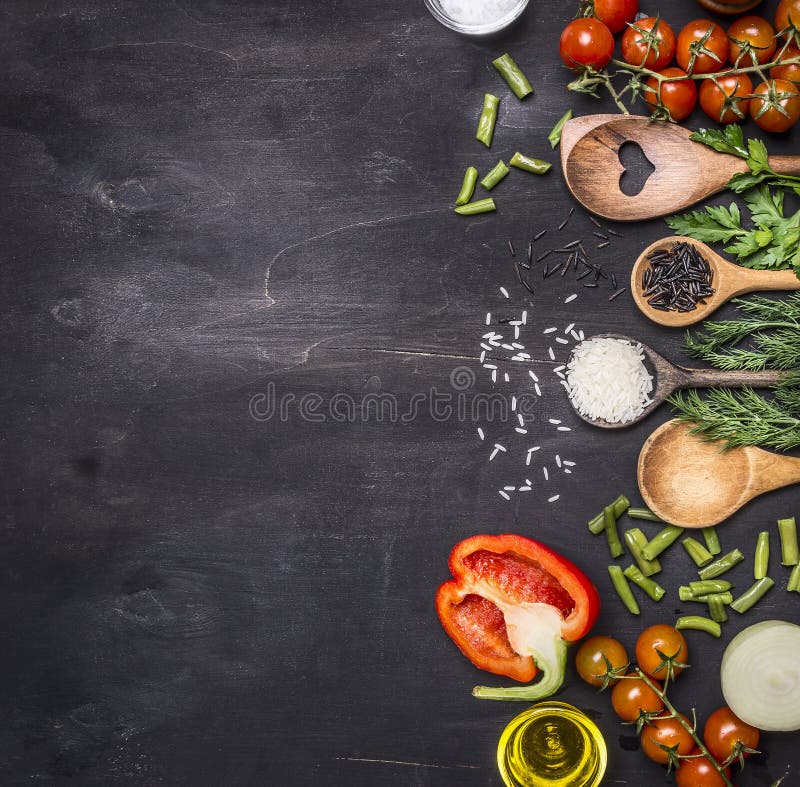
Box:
[675,615,722,637]
[492,53,533,100]
[509,152,551,176]
[604,505,624,559]
[698,549,745,580]
[480,160,509,191]
[777,517,799,566]
[787,562,800,592]
[642,525,684,561]
[707,594,728,624]
[588,494,630,534]
[679,586,733,603]
[548,109,573,149]
[627,507,663,523]
[623,565,665,602]
[730,577,775,614]
[455,166,478,206]
[754,531,770,580]
[454,198,496,216]
[476,93,500,148]
[682,537,714,567]
[624,528,661,576]
[689,579,732,596]
[608,565,640,615]
[701,526,722,556]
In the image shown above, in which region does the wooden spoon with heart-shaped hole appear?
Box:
[638,420,800,527]
[630,236,800,327]
[569,334,785,428]
[560,114,800,222]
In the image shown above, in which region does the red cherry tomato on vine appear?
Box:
[699,73,753,123]
[728,15,777,65]
[593,0,638,34]
[635,624,688,680]
[776,0,800,32]
[703,706,760,764]
[676,19,729,74]
[610,674,664,722]
[640,714,694,765]
[645,67,697,121]
[674,750,731,787]
[560,18,615,70]
[621,16,677,70]
[771,43,800,84]
[575,636,628,687]
[750,78,800,132]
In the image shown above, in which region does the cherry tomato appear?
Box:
[644,67,697,121]
[640,714,694,765]
[635,624,688,680]
[621,16,677,70]
[750,78,800,132]
[771,43,800,84]
[676,19,729,74]
[674,750,731,787]
[776,0,800,32]
[728,15,777,65]
[575,636,628,687]
[593,0,639,34]
[703,706,760,764]
[610,674,664,722]
[699,73,753,123]
[560,18,615,70]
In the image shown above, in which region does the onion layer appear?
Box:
[721,620,800,732]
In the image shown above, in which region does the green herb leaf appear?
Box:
[689,126,748,158]
[665,204,746,244]
[548,109,573,149]
[746,138,771,174]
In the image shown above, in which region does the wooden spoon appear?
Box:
[631,236,800,327]
[560,114,800,222]
[570,334,784,428]
[638,420,800,528]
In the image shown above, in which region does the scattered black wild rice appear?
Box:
[607,228,623,237]
[534,229,547,241]
[537,250,553,262]
[611,272,617,289]
[593,232,609,240]
[589,215,602,228]
[596,241,610,249]
[609,287,627,301]
[508,240,516,257]
[642,241,715,312]
[527,242,533,264]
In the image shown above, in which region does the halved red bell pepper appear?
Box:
[435,534,600,700]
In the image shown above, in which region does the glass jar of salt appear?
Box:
[424,0,530,35]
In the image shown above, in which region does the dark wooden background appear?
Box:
[2,0,798,784]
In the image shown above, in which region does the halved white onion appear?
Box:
[721,620,800,732]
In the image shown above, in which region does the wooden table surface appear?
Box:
[2,0,798,784]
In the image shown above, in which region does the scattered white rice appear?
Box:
[534,384,542,396]
[500,286,509,298]
[499,490,510,500]
[566,337,654,424]
[543,467,549,480]
[504,372,510,382]
[548,494,560,503]
[515,427,527,434]
[486,312,492,326]
[528,370,539,382]
[543,327,557,334]
[558,426,571,432]
[477,427,485,441]
[564,323,575,334]
[564,294,577,304]
[555,337,569,345]
[548,347,555,361]
[549,418,561,425]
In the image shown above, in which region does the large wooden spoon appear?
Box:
[570,334,784,428]
[560,114,800,222]
[631,236,800,327]
[638,420,800,528]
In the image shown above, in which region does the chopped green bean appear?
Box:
[588,495,629,534]
[689,579,732,596]
[455,166,478,206]
[787,562,800,592]
[509,152,551,175]
[480,160,509,190]
[698,549,745,580]
[682,537,714,567]
[642,525,684,561]
[609,565,640,615]
[627,507,663,523]
[707,594,728,624]
[678,586,732,603]
[778,517,799,566]
[548,109,573,149]
[476,93,500,147]
[492,53,533,100]
[604,505,624,559]
[454,198,496,216]
[675,615,721,637]
[624,528,661,576]
[623,565,665,601]
[754,531,770,580]
[701,527,722,556]
[730,577,775,614]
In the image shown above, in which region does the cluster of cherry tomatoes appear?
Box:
[559,0,800,131]
[575,625,761,787]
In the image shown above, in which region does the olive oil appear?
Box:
[496,702,607,787]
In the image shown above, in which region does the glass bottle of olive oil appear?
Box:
[496,702,607,787]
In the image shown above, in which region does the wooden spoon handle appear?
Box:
[678,367,786,389]
[749,450,800,494]
[728,267,800,298]
[768,155,800,178]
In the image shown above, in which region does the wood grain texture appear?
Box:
[0,0,798,785]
